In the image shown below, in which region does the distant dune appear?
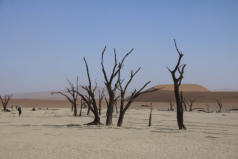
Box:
[136,84,238,103]
[153,84,210,92]
[10,84,238,105]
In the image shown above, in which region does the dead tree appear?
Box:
[101,46,133,126]
[216,97,223,113]
[51,78,79,116]
[117,66,155,127]
[186,97,197,112]
[77,58,101,125]
[167,39,186,130]
[148,103,153,127]
[79,98,85,116]
[98,88,104,116]
[0,95,11,111]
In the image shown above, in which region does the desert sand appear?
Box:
[1,107,238,159]
[1,84,238,159]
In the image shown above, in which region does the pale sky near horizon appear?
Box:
[0,0,238,94]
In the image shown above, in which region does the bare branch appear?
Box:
[174,39,183,56]
[51,91,73,104]
[101,46,109,83]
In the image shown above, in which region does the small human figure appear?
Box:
[17,106,22,117]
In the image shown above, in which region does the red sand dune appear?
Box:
[136,84,238,103]
[153,84,210,92]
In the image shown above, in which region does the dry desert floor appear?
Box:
[0,107,238,159]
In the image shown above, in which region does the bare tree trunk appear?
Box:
[87,105,90,115]
[180,92,187,111]
[216,98,223,113]
[79,99,83,116]
[98,89,104,116]
[175,88,185,129]
[183,100,187,111]
[73,102,77,116]
[117,111,125,127]
[91,113,101,125]
[148,103,152,127]
[106,99,114,125]
[3,104,7,111]
[188,101,194,112]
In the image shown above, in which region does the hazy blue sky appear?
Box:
[0,0,238,94]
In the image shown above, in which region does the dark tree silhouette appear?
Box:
[101,46,133,126]
[79,98,85,116]
[148,103,153,127]
[0,95,11,111]
[87,103,91,115]
[216,97,223,113]
[77,58,101,125]
[117,67,155,127]
[167,39,187,130]
[98,88,105,116]
[51,78,79,116]
[186,97,197,112]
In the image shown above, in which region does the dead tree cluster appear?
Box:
[168,39,186,130]
[101,47,156,126]
[0,95,11,112]
[101,47,133,126]
[54,46,153,126]
[54,40,190,130]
